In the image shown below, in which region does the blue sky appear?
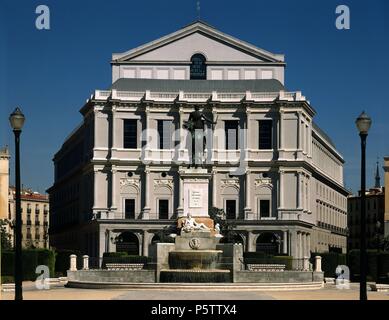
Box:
[0,0,388,194]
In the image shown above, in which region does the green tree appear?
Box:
[0,219,12,250]
[209,207,237,242]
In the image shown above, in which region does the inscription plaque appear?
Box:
[189,190,202,208]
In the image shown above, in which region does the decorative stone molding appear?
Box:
[154,179,173,190]
[120,178,140,190]
[254,178,273,189]
[221,179,240,189]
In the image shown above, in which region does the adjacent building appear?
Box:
[348,160,388,250]
[8,187,50,248]
[48,21,349,259]
[0,146,10,221]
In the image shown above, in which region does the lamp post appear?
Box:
[355,111,372,301]
[9,107,25,301]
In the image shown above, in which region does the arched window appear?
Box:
[190,54,206,80]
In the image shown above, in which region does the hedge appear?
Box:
[1,249,56,281]
[243,252,294,270]
[348,250,389,282]
[102,252,152,269]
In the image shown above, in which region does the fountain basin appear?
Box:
[168,250,223,270]
[160,269,231,283]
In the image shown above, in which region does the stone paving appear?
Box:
[1,282,389,300]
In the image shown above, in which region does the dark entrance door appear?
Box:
[125,199,135,219]
[226,200,236,219]
[116,232,139,255]
[159,199,169,219]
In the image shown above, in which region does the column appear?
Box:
[99,228,106,258]
[142,230,149,257]
[279,170,284,209]
[289,230,296,258]
[283,230,288,254]
[244,170,252,218]
[82,255,89,270]
[297,171,302,209]
[142,167,150,219]
[278,110,283,150]
[297,111,302,150]
[177,170,184,216]
[70,255,77,271]
[307,233,311,257]
[145,105,151,155]
[302,232,307,258]
[212,170,217,208]
[298,231,302,259]
[93,169,99,210]
[246,108,251,160]
[110,167,117,211]
[314,256,322,272]
[111,105,117,149]
[247,231,255,252]
[179,107,185,162]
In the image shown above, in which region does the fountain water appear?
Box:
[159,227,231,283]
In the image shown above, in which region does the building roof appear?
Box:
[9,186,49,202]
[112,20,285,63]
[110,78,285,93]
[312,122,336,148]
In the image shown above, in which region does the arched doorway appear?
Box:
[116,232,139,255]
[256,232,279,255]
[151,234,161,244]
[220,233,244,245]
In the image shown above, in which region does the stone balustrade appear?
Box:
[91,89,305,104]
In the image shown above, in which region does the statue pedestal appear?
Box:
[177,167,214,230]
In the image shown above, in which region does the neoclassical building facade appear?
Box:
[48,21,348,259]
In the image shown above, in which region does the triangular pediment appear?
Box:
[112,21,284,64]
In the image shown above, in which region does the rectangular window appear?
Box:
[225,121,239,150]
[124,199,135,219]
[157,120,172,149]
[258,120,272,149]
[226,200,237,219]
[26,227,31,240]
[35,227,40,240]
[123,119,137,149]
[260,200,270,218]
[158,199,169,220]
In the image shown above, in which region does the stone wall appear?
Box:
[67,270,155,283]
[234,271,324,283]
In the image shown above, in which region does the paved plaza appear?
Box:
[1,282,389,300]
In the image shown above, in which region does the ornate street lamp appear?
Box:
[355,111,372,301]
[9,107,25,301]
